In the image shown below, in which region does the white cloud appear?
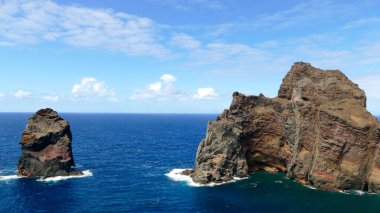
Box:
[160,74,177,83]
[201,1,362,37]
[252,1,357,31]
[192,87,218,100]
[170,33,201,49]
[0,41,14,46]
[342,17,380,29]
[42,95,60,102]
[0,0,170,58]
[191,43,269,63]
[182,42,276,76]
[72,77,118,102]
[148,82,162,92]
[13,90,32,99]
[175,30,379,78]
[131,74,182,100]
[267,32,380,71]
[131,74,219,101]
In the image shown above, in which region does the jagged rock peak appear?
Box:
[278,62,366,107]
[36,108,61,119]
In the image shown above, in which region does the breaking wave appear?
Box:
[0,170,93,182]
[0,175,22,181]
[338,189,366,196]
[37,170,93,182]
[305,185,317,190]
[165,169,247,187]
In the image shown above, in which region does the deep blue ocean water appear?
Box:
[1,113,380,213]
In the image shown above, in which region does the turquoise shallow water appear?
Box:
[0,113,380,213]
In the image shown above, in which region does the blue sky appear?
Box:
[0,0,380,114]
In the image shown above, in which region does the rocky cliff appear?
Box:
[18,108,82,177]
[189,62,380,192]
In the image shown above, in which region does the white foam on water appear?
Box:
[234,176,248,181]
[165,169,247,187]
[305,185,316,190]
[0,175,22,181]
[353,190,366,195]
[339,189,366,196]
[37,170,93,182]
[165,169,195,185]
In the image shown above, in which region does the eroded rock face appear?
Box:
[190,62,380,192]
[18,108,81,177]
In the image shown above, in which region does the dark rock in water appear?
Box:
[191,62,380,193]
[18,108,82,177]
[180,169,194,176]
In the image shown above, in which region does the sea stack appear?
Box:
[18,108,82,177]
[189,62,380,192]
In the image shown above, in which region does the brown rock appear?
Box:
[191,62,380,193]
[180,169,194,176]
[18,108,82,177]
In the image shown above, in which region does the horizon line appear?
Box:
[0,111,221,115]
[0,112,378,118]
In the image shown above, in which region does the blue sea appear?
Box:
[1,113,380,212]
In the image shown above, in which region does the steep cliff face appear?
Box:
[190,62,380,192]
[18,108,82,177]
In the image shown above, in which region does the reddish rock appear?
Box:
[191,62,380,193]
[18,108,82,177]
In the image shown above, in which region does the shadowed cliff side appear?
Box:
[188,62,380,192]
[18,108,82,178]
